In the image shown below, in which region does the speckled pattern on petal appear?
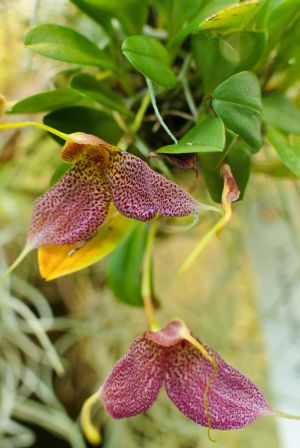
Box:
[28,159,111,248]
[100,336,165,419]
[164,340,272,430]
[107,151,203,221]
[99,320,272,429]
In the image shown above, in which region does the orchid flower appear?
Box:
[81,319,274,445]
[0,123,216,283]
[27,132,213,249]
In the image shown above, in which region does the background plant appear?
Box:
[1,0,300,446]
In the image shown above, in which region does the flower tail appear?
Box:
[183,333,219,441]
[81,392,102,446]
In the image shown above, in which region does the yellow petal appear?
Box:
[38,206,132,281]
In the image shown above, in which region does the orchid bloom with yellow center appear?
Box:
[27,132,211,249]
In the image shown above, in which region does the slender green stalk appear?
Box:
[179,182,232,274]
[146,78,178,144]
[141,221,160,331]
[0,121,72,142]
[0,246,31,287]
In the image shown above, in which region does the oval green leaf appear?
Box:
[24,24,115,69]
[263,92,300,134]
[7,88,82,114]
[212,71,262,150]
[70,73,130,115]
[157,117,225,154]
[192,31,267,94]
[108,222,149,307]
[267,127,300,177]
[122,35,177,88]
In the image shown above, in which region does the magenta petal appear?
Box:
[145,320,186,347]
[108,152,203,221]
[100,337,165,419]
[165,341,272,430]
[27,161,111,248]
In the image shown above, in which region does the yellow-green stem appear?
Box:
[0,121,72,142]
[141,220,160,331]
[179,183,232,274]
[0,246,32,287]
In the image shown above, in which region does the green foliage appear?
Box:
[7,88,82,114]
[157,117,225,154]
[108,223,148,307]
[122,36,177,88]
[24,24,115,69]
[6,0,300,227]
[212,71,262,149]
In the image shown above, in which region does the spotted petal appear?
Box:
[107,152,204,221]
[100,337,165,419]
[164,339,272,430]
[27,159,111,248]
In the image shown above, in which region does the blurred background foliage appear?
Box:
[1,0,300,447]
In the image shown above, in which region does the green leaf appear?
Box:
[70,0,114,35]
[70,74,130,115]
[198,152,224,203]
[43,106,122,144]
[199,0,262,34]
[267,127,300,177]
[156,117,225,154]
[24,24,115,69]
[263,92,300,134]
[227,140,251,199]
[72,0,148,35]
[108,222,148,307]
[7,88,82,114]
[152,0,203,38]
[168,0,233,50]
[192,31,267,94]
[199,137,251,202]
[264,0,300,56]
[212,71,262,149]
[122,36,177,88]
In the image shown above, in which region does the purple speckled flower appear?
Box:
[27,133,207,249]
[98,320,272,430]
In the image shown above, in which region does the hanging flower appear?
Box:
[27,133,211,250]
[81,319,273,444]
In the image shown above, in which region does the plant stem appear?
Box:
[179,182,232,274]
[0,246,32,287]
[141,220,160,331]
[131,93,150,134]
[146,78,178,144]
[0,121,72,142]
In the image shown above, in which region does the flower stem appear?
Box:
[146,78,178,144]
[80,392,102,446]
[0,121,73,142]
[0,245,32,287]
[131,93,151,134]
[141,220,160,331]
[178,181,232,274]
